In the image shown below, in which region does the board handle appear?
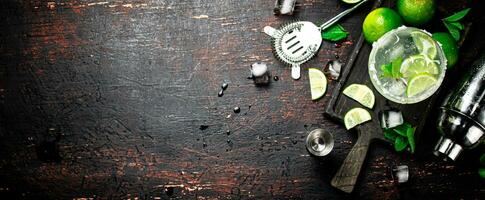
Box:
[331,128,371,193]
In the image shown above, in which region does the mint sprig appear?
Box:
[383,122,416,153]
[321,24,349,42]
[442,8,471,41]
[380,57,403,79]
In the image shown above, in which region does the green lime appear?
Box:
[411,31,437,59]
[341,0,362,4]
[397,0,436,26]
[343,84,375,109]
[308,68,327,100]
[406,74,437,97]
[432,32,459,68]
[362,7,403,43]
[400,55,439,78]
[344,107,372,130]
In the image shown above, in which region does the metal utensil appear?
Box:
[263,0,368,80]
[306,128,334,156]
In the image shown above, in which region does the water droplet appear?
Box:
[233,107,240,113]
[218,90,224,97]
[221,83,228,90]
[273,76,279,81]
[226,130,231,135]
[203,143,207,148]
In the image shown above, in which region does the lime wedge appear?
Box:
[344,107,372,130]
[400,54,439,78]
[406,74,437,97]
[411,31,437,59]
[343,84,375,109]
[342,0,362,4]
[308,68,327,100]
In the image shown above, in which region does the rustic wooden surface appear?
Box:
[0,0,484,199]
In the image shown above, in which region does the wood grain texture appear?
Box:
[0,0,484,199]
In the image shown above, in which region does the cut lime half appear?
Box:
[344,107,372,130]
[343,84,375,109]
[406,74,437,97]
[309,68,327,100]
[411,31,437,59]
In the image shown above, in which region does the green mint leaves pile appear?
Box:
[321,24,349,42]
[383,122,416,153]
[442,8,470,41]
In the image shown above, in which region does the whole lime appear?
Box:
[432,32,459,68]
[397,0,436,26]
[362,7,403,43]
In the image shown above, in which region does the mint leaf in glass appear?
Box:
[322,24,348,42]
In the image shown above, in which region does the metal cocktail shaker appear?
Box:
[434,54,485,161]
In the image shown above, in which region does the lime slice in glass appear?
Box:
[400,54,439,78]
[411,31,437,59]
[406,74,437,97]
[343,84,375,109]
[308,68,327,100]
[344,107,372,130]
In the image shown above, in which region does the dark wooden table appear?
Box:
[0,0,484,199]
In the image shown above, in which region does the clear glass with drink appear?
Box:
[368,26,447,104]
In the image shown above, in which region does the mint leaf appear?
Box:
[444,22,460,41]
[444,8,471,22]
[394,136,408,152]
[380,57,403,78]
[393,122,411,137]
[479,168,485,179]
[407,127,416,153]
[480,153,485,166]
[381,63,393,78]
[391,57,403,78]
[383,128,399,141]
[450,22,464,30]
[322,24,348,42]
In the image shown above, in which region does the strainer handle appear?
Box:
[291,65,300,80]
[319,0,368,31]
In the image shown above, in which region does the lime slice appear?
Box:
[308,68,327,100]
[411,31,437,59]
[343,84,375,109]
[406,74,437,97]
[342,0,362,4]
[400,54,439,78]
[344,108,372,130]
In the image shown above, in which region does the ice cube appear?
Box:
[383,79,406,96]
[392,165,409,183]
[379,109,404,129]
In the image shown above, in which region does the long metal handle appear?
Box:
[319,0,368,31]
[331,126,372,193]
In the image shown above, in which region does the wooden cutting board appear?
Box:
[323,0,471,193]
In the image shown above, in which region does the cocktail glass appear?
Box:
[368,26,447,104]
